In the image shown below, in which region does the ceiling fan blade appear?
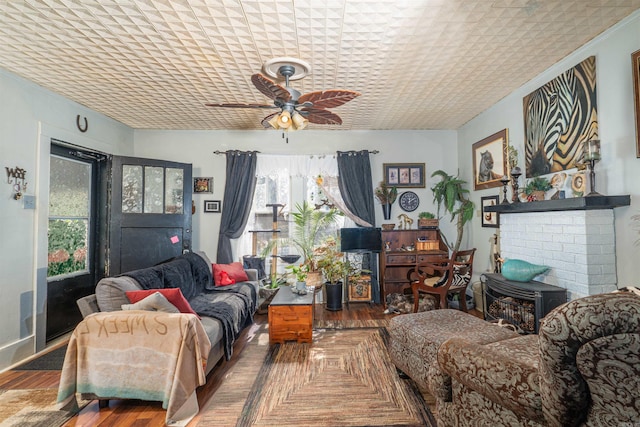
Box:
[300,108,343,125]
[252,73,291,102]
[298,90,360,109]
[205,103,277,109]
[261,112,279,128]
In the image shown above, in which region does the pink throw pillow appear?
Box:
[126,288,198,317]
[213,262,249,286]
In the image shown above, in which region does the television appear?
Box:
[340,227,382,253]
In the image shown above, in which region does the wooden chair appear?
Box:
[407,248,476,313]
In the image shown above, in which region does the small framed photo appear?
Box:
[193,177,213,193]
[383,163,425,188]
[204,200,221,213]
[472,129,508,190]
[481,195,499,228]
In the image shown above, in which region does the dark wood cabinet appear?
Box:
[379,229,448,305]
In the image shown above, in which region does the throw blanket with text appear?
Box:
[57,311,211,426]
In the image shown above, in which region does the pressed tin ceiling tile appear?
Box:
[0,0,638,130]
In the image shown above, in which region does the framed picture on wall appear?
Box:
[383,163,425,188]
[472,129,508,191]
[204,200,221,213]
[193,177,213,193]
[481,195,499,228]
[633,49,640,157]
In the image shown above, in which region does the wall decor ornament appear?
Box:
[193,177,213,193]
[204,200,221,213]
[383,163,425,188]
[632,49,640,158]
[524,56,598,177]
[472,129,508,191]
[481,195,499,228]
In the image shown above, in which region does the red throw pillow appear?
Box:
[213,262,249,286]
[126,288,198,317]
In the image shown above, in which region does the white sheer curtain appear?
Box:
[236,154,349,263]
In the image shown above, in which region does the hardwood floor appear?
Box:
[0,302,481,426]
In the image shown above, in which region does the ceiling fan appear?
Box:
[206,58,360,131]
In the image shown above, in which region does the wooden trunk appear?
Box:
[268,304,313,344]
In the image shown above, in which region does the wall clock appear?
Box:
[399,191,419,212]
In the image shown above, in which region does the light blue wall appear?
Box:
[0,68,134,370]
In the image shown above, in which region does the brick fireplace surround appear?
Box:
[487,196,630,301]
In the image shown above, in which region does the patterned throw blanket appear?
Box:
[57,311,211,426]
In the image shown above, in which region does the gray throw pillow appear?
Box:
[121,291,180,313]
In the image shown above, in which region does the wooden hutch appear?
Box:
[379,228,448,305]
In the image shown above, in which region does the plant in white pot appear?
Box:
[285,263,309,294]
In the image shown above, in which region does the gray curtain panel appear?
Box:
[336,150,380,303]
[216,151,257,264]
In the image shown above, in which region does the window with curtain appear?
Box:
[238,154,352,277]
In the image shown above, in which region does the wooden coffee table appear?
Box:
[268,286,315,344]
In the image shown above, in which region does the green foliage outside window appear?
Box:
[47,219,88,277]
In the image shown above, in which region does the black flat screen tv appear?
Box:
[340,227,382,253]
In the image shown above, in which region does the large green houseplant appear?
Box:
[431,170,475,253]
[262,201,341,288]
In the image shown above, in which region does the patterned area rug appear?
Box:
[0,388,85,427]
[198,324,436,427]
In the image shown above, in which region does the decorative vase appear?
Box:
[382,203,392,220]
[296,280,307,293]
[325,281,343,311]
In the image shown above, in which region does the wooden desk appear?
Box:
[380,229,447,306]
[268,286,314,344]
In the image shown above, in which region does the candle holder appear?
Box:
[583,139,602,197]
[500,175,510,204]
[510,167,522,203]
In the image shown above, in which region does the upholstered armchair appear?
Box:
[407,248,476,313]
[436,290,640,426]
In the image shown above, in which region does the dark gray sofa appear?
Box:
[76,251,260,374]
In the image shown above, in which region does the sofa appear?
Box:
[389,289,640,426]
[61,251,260,425]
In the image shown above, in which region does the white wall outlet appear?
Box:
[23,194,35,209]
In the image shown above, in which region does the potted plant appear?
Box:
[262,201,341,290]
[285,263,308,293]
[417,211,438,229]
[375,181,398,220]
[524,176,552,201]
[315,237,353,311]
[431,170,475,253]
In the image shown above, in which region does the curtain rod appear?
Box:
[213,150,261,155]
[213,150,379,155]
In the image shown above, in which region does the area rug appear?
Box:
[198,326,436,427]
[0,387,86,427]
[314,318,390,329]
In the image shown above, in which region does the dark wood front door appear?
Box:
[109,156,193,275]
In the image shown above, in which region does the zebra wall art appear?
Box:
[523,56,598,177]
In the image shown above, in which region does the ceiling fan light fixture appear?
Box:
[268,114,280,129]
[276,110,292,129]
[291,111,308,130]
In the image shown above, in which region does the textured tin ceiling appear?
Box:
[0,1,638,130]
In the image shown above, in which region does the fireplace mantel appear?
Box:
[485,195,630,214]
